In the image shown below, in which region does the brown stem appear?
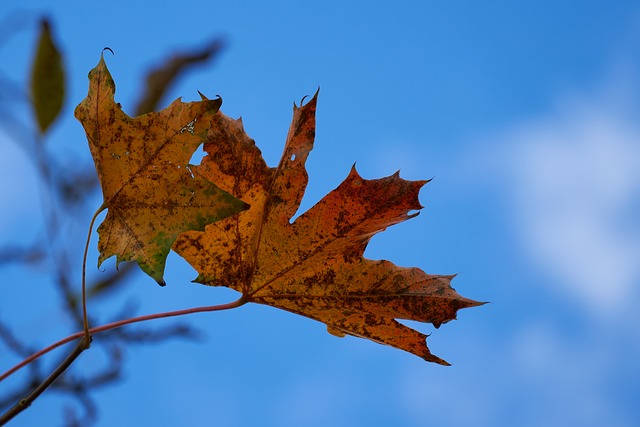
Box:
[0,337,90,425]
[0,295,247,383]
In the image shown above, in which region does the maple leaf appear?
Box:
[174,92,483,364]
[75,53,248,285]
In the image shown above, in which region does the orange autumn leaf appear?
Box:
[174,92,483,364]
[75,54,248,285]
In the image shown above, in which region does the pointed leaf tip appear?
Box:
[295,89,319,109]
[438,359,452,367]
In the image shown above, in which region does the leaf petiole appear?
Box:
[81,203,107,346]
[0,296,247,384]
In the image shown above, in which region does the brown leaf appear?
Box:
[173,91,483,363]
[75,53,248,285]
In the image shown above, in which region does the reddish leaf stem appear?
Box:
[0,296,247,384]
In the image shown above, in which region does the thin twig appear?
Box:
[0,296,247,383]
[0,337,89,425]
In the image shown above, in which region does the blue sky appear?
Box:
[2,1,640,426]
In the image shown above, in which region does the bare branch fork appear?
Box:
[0,296,247,424]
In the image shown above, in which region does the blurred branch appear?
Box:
[0,18,228,425]
[135,37,225,115]
[0,338,88,424]
[0,245,46,265]
[107,323,200,343]
[0,10,36,48]
[0,322,35,357]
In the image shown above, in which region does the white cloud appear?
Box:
[398,320,638,427]
[504,95,640,318]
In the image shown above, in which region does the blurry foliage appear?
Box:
[0,15,224,425]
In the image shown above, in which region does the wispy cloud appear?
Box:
[436,66,640,427]
[506,95,640,317]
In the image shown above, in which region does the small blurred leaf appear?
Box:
[30,18,65,134]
